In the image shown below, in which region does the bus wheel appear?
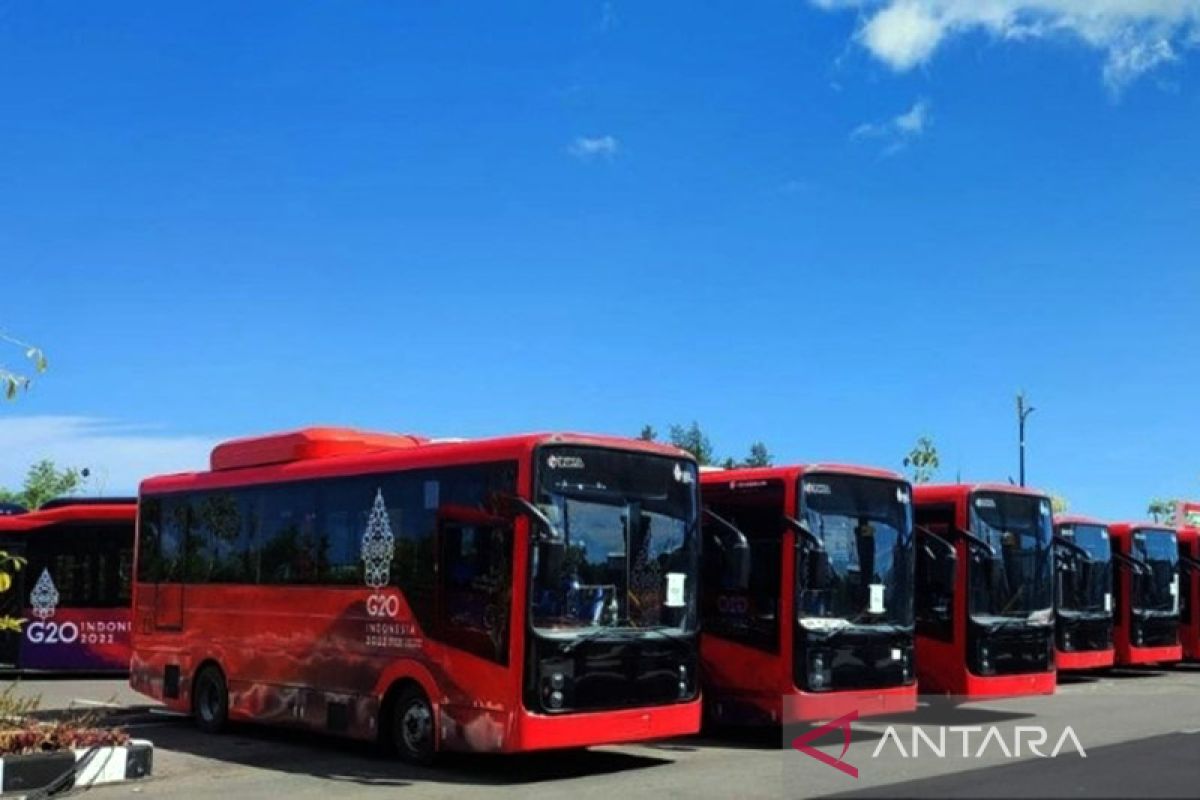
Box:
[392,685,436,765]
[193,665,229,734]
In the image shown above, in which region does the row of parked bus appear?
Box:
[1,427,1196,763]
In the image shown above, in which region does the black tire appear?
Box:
[192,665,229,734]
[391,685,436,765]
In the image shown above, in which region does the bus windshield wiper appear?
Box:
[635,625,692,652]
[558,625,628,654]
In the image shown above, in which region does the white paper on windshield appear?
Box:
[1104,593,1112,612]
[666,573,686,607]
[869,583,886,614]
[891,648,902,661]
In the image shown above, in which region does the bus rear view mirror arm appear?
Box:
[915,525,957,561]
[1053,535,1092,563]
[955,527,997,558]
[1112,550,1149,576]
[503,495,565,543]
[783,515,824,553]
[703,507,752,589]
[1179,555,1200,573]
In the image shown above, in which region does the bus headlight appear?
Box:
[978,643,994,675]
[807,650,833,692]
[540,661,574,711]
[678,664,690,697]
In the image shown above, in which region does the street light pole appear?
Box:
[1017,392,1035,487]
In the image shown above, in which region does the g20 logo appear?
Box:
[27,621,79,645]
[366,594,400,618]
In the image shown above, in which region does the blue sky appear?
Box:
[1,2,1199,519]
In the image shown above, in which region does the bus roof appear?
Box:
[700,463,905,486]
[1107,521,1176,539]
[914,483,1050,504]
[0,499,137,531]
[142,428,694,495]
[1054,514,1107,527]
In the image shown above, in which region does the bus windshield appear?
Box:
[1132,529,1179,615]
[796,474,914,628]
[530,447,699,635]
[969,492,1054,622]
[1057,523,1112,614]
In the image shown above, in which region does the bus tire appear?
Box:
[192,664,229,734]
[391,684,436,765]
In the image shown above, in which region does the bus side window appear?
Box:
[257,485,320,585]
[136,497,162,583]
[146,498,186,584]
[915,504,955,641]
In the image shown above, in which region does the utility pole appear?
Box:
[1017,391,1035,487]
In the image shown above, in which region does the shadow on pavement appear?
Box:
[137,717,674,788]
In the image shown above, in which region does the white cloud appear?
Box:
[0,416,218,496]
[852,98,931,153]
[569,135,620,160]
[810,1,1200,90]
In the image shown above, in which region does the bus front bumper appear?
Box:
[505,698,702,753]
[1056,648,1115,671]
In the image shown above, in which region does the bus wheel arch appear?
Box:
[192,660,230,734]
[380,677,439,765]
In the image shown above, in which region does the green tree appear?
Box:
[1,333,47,400]
[1148,498,1178,525]
[0,551,25,634]
[1050,494,1069,514]
[638,424,657,442]
[667,421,716,466]
[902,436,940,484]
[742,441,773,468]
[0,460,87,510]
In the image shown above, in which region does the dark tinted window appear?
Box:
[137,461,518,656]
[702,480,784,652]
[25,523,133,608]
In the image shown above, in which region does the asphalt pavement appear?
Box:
[8,666,1200,799]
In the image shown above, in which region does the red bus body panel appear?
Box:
[1178,522,1200,660]
[131,430,701,753]
[1052,514,1116,672]
[0,502,136,672]
[699,465,918,725]
[1108,522,1182,666]
[914,484,1056,700]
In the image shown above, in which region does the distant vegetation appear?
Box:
[639,421,772,469]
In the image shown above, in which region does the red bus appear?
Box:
[1051,515,1114,670]
[1107,522,1182,665]
[0,498,135,672]
[1179,525,1200,661]
[130,428,701,762]
[912,484,1056,698]
[699,465,916,725]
